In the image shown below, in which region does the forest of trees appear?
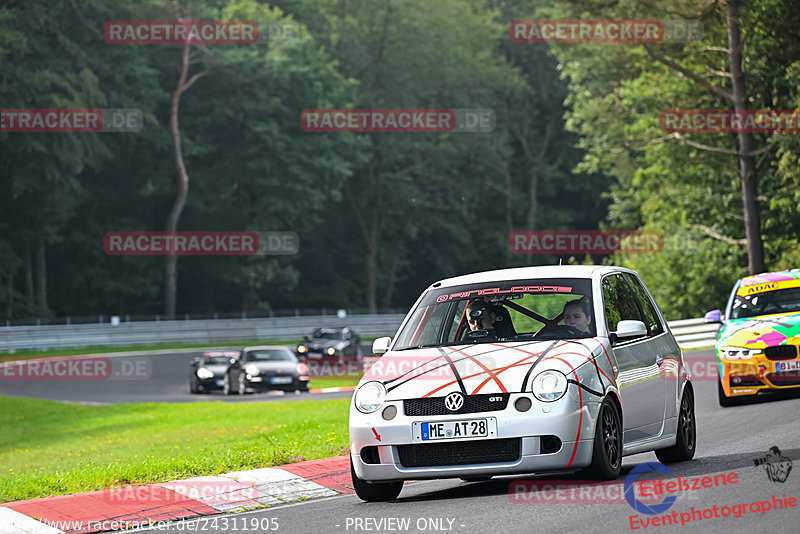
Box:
[1,0,798,322]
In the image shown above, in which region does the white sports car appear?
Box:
[349,265,696,501]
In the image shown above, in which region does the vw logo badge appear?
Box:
[444,392,464,412]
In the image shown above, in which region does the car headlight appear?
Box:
[354,381,386,413]
[720,346,762,360]
[327,347,336,356]
[531,370,568,402]
[297,345,307,353]
[196,368,213,379]
[245,364,260,375]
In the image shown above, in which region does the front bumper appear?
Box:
[197,377,225,390]
[245,375,309,391]
[350,392,597,482]
[719,350,800,397]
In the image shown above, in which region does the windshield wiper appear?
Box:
[395,343,445,351]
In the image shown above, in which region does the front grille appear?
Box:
[766,372,800,387]
[397,438,520,468]
[765,345,799,361]
[404,393,510,416]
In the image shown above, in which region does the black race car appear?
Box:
[189,351,241,394]
[225,346,310,394]
[295,327,360,359]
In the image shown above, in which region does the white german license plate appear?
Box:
[420,419,488,440]
[270,376,293,384]
[776,361,800,372]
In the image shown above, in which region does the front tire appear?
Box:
[351,459,403,502]
[582,398,622,480]
[656,388,696,463]
[237,373,247,395]
[189,377,199,394]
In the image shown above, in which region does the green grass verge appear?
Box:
[308,373,362,389]
[0,396,350,503]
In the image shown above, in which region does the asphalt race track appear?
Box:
[127,349,800,534]
[5,349,800,534]
[0,349,353,404]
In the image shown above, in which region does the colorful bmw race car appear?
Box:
[705,269,800,406]
[349,265,696,501]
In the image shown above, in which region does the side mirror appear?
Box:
[704,309,722,323]
[304,334,313,342]
[230,358,237,365]
[615,320,648,339]
[372,337,392,356]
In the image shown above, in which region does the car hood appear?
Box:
[717,311,800,348]
[361,340,604,400]
[301,339,341,349]
[200,364,229,377]
[244,361,298,373]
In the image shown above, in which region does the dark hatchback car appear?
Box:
[296,327,361,359]
[225,346,310,394]
[189,351,241,394]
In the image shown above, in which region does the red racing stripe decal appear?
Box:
[446,346,508,393]
[545,355,582,468]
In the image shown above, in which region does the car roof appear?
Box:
[740,269,800,287]
[429,265,631,289]
[204,350,240,357]
[242,346,293,351]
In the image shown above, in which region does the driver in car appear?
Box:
[562,297,593,334]
[465,299,497,331]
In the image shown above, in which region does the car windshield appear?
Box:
[244,350,296,362]
[312,330,344,340]
[731,287,800,319]
[393,278,595,350]
[203,356,233,365]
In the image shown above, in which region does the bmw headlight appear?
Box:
[720,346,762,360]
[327,347,336,356]
[532,370,568,402]
[297,345,307,353]
[245,364,260,375]
[196,368,214,379]
[354,381,386,413]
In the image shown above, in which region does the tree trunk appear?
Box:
[24,246,33,301]
[163,41,193,319]
[727,0,765,274]
[35,236,47,310]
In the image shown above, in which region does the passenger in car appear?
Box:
[562,297,593,334]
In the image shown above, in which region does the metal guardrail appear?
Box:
[0,314,718,353]
[668,318,719,349]
[0,314,407,353]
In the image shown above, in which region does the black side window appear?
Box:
[602,274,644,332]
[623,273,665,336]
